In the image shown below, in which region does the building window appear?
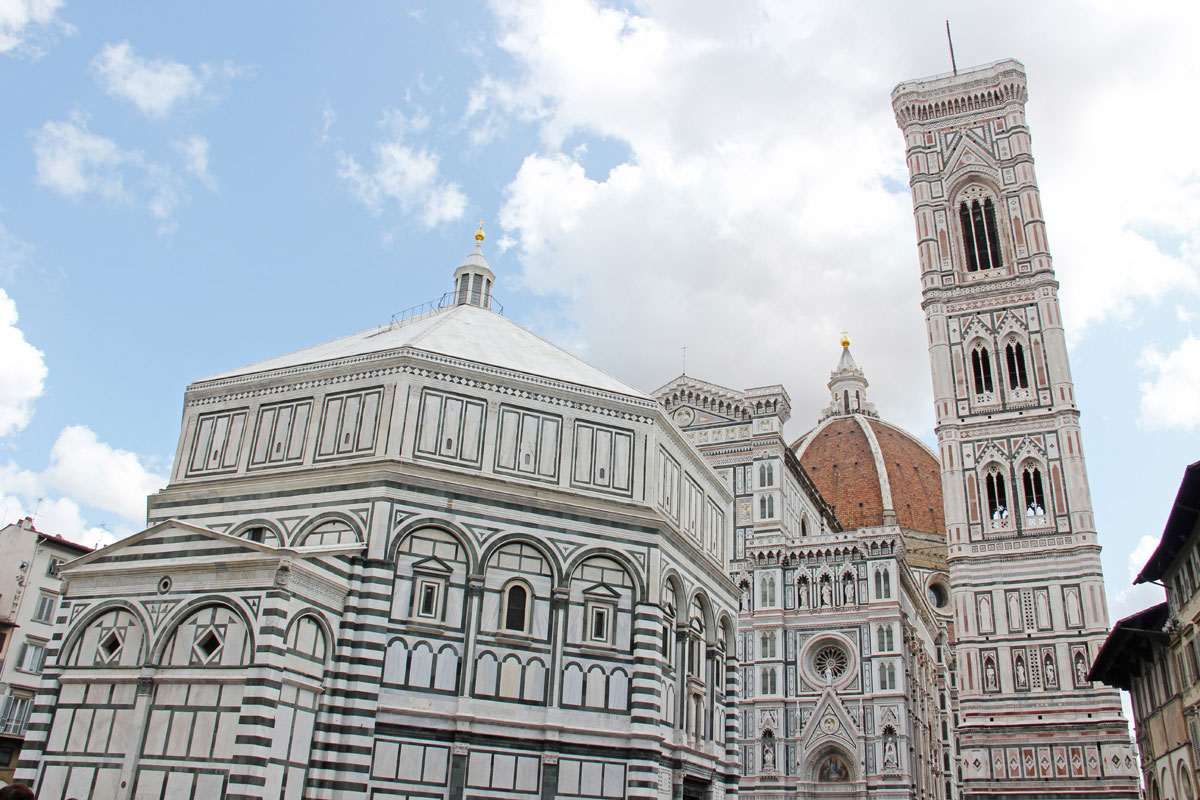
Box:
[15,642,46,674]
[762,667,778,695]
[760,574,776,608]
[759,463,774,487]
[46,558,65,578]
[414,578,443,620]
[759,495,775,519]
[1022,467,1046,516]
[0,695,32,736]
[32,594,56,624]
[878,661,897,690]
[875,569,892,599]
[502,582,530,633]
[761,631,777,659]
[587,603,612,644]
[1005,342,1029,389]
[959,197,1001,271]
[971,347,994,394]
[986,471,1009,519]
[877,625,894,652]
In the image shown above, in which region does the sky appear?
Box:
[1,0,1198,624]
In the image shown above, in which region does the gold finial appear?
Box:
[475,220,485,243]
[840,330,850,348]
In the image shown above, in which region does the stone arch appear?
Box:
[59,600,151,669]
[292,511,363,547]
[284,610,333,674]
[808,743,857,783]
[480,532,561,586]
[152,597,256,667]
[227,518,285,547]
[564,546,645,603]
[388,517,477,571]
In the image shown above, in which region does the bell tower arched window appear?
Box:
[1005,342,1029,389]
[971,347,994,394]
[1022,467,1046,516]
[959,197,1002,271]
[985,471,1009,519]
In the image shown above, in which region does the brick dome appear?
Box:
[791,415,945,539]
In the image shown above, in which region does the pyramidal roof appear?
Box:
[199,302,649,400]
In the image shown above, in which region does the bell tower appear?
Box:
[891,60,1138,797]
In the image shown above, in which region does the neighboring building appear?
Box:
[15,232,741,800]
[0,517,90,784]
[653,340,959,800]
[1092,461,1200,800]
[891,59,1139,797]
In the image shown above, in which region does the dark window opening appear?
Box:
[986,472,1008,519]
[959,198,1002,271]
[1023,468,1046,516]
[1006,342,1029,389]
[971,348,994,393]
[504,584,528,631]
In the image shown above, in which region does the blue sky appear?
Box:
[2,1,1198,622]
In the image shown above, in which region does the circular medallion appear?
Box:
[673,407,695,427]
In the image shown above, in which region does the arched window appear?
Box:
[986,471,1009,519]
[882,571,891,598]
[759,496,775,518]
[843,390,850,413]
[761,630,777,659]
[1022,467,1046,517]
[502,583,529,632]
[971,347,994,394]
[760,574,776,608]
[958,197,1001,271]
[877,625,893,652]
[800,517,809,537]
[1005,342,1029,389]
[762,667,777,695]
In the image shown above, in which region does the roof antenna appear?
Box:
[945,20,958,75]
[681,345,687,376]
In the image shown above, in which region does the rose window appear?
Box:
[813,645,849,681]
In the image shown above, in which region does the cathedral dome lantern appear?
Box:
[821,333,877,421]
[452,223,496,309]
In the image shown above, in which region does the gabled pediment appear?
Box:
[944,134,998,179]
[582,582,622,599]
[800,686,860,751]
[411,555,454,575]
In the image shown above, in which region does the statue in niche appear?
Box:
[843,574,856,604]
[797,578,808,608]
[1043,650,1058,686]
[1015,654,1027,688]
[820,579,832,607]
[984,657,998,691]
[740,584,751,612]
[883,733,898,768]
[1075,652,1089,685]
[762,739,776,772]
[979,595,994,633]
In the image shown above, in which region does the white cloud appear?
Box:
[337,124,467,227]
[0,288,47,439]
[1107,534,1166,623]
[1138,335,1200,431]
[90,41,238,118]
[32,117,131,200]
[42,425,165,523]
[477,0,1200,434]
[0,295,164,548]
[32,117,214,231]
[0,0,69,56]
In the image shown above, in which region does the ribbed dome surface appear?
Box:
[792,415,944,538]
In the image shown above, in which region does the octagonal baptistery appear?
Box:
[790,341,946,573]
[17,233,740,800]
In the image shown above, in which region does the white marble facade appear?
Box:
[15,240,740,800]
[655,376,957,800]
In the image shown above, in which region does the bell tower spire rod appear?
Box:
[945,20,958,75]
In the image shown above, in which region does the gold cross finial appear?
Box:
[840,330,850,348]
[475,220,485,243]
